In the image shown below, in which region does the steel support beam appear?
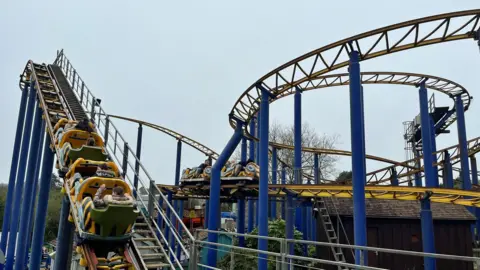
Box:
[28,135,55,270]
[456,95,471,190]
[133,123,143,198]
[206,120,243,268]
[418,81,436,270]
[0,86,28,257]
[238,137,247,246]
[271,148,278,220]
[294,87,302,231]
[430,117,439,187]
[53,197,74,270]
[248,118,256,232]
[349,50,367,266]
[443,151,454,188]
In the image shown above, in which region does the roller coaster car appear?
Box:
[74,177,139,241]
[53,118,96,134]
[58,143,108,172]
[220,161,260,185]
[66,158,120,193]
[180,166,212,186]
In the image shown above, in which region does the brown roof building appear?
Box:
[316,198,475,270]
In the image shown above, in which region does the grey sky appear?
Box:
[1,0,480,185]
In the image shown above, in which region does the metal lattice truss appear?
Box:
[365,136,480,185]
[230,9,480,129]
[107,114,219,159]
[158,183,480,208]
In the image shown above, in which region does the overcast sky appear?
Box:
[1,0,480,186]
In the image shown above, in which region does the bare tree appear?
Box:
[232,121,340,184]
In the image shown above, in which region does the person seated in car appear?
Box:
[95,163,116,178]
[55,121,76,143]
[93,184,134,208]
[233,159,254,176]
[75,117,95,133]
[86,136,96,146]
[195,158,212,176]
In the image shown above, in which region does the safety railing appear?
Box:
[53,50,194,268]
[194,229,480,270]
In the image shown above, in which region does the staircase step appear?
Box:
[137,246,163,250]
[135,223,149,227]
[135,237,157,242]
[146,263,170,269]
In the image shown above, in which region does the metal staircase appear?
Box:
[316,198,351,270]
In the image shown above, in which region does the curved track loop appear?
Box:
[158,183,480,208]
[244,71,470,141]
[107,114,219,159]
[230,9,480,128]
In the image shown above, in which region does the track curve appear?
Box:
[230,9,480,128]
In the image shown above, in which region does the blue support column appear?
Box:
[471,157,478,185]
[156,196,164,238]
[0,87,28,257]
[5,87,36,269]
[271,148,278,219]
[28,135,55,270]
[204,200,209,229]
[238,137,247,246]
[164,191,173,246]
[281,165,286,220]
[248,119,256,232]
[13,104,44,270]
[456,95,471,190]
[430,117,439,187]
[207,120,244,268]
[24,127,45,267]
[391,168,398,186]
[52,196,74,270]
[257,87,271,270]
[173,140,182,258]
[443,151,454,188]
[418,81,436,270]
[176,200,184,259]
[314,154,319,184]
[294,87,302,231]
[133,123,143,198]
[349,50,367,265]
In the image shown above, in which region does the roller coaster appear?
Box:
[1,8,480,270]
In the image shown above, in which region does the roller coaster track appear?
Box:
[158,183,480,208]
[230,9,480,130]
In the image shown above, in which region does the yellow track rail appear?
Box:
[158,183,480,207]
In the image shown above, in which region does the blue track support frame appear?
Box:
[444,151,454,188]
[133,123,143,198]
[204,200,209,229]
[391,169,398,186]
[13,104,44,270]
[24,126,45,267]
[257,87,271,270]
[314,154,319,184]
[248,119,256,232]
[418,81,437,270]
[294,87,302,231]
[0,86,28,257]
[349,50,367,266]
[176,200,184,259]
[471,157,478,185]
[53,196,74,270]
[238,137,247,246]
[430,117,439,187]
[207,119,244,268]
[256,112,260,228]
[172,140,182,259]
[456,95,471,190]
[5,87,36,269]
[165,191,173,246]
[28,135,55,270]
[271,148,278,219]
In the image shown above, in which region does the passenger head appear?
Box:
[87,137,95,146]
[112,186,125,196]
[99,163,109,170]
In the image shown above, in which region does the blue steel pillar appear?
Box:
[13,104,44,270]
[204,200,209,229]
[0,86,28,257]
[281,164,286,220]
[418,81,436,270]
[207,120,244,268]
[133,123,143,198]
[5,87,36,269]
[349,50,367,266]
[314,154,319,184]
[471,157,478,185]
[257,87,271,270]
[173,140,182,259]
[294,87,302,232]
[247,118,256,232]
[430,117,439,187]
[456,95,471,190]
[238,137,247,246]
[176,201,184,259]
[28,135,55,270]
[52,197,74,270]
[443,151,454,188]
[271,148,278,219]
[413,148,422,187]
